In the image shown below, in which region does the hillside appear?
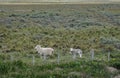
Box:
[0,0,112,3]
[0,4,120,78]
[0,4,120,53]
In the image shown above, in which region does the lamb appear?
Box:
[70,48,82,58]
[35,45,54,56]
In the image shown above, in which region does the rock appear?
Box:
[106,66,118,73]
[114,75,120,78]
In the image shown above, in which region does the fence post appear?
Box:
[73,54,76,59]
[10,54,14,62]
[43,54,47,64]
[32,55,35,66]
[90,49,94,60]
[57,53,60,64]
[108,52,110,61]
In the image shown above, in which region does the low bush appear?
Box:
[109,58,120,69]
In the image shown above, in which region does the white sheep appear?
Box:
[35,45,54,57]
[70,48,82,58]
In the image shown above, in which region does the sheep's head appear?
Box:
[69,48,73,54]
[35,45,41,51]
[70,48,73,51]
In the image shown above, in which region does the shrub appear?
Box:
[110,53,120,59]
[12,60,27,69]
[0,61,10,74]
[100,37,120,44]
[109,58,120,69]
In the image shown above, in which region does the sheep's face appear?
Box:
[69,48,73,54]
[70,48,73,51]
[35,45,41,50]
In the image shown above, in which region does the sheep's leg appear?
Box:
[41,56,43,59]
[79,52,82,58]
[39,53,42,59]
[43,54,46,60]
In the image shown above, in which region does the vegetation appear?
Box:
[0,59,111,78]
[0,4,120,78]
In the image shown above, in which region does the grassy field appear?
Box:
[0,4,120,78]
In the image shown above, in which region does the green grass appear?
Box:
[0,4,120,78]
[0,58,111,78]
[0,50,119,78]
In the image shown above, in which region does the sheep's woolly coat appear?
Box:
[35,45,54,56]
[70,48,82,58]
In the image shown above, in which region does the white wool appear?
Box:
[70,48,82,58]
[35,45,54,56]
